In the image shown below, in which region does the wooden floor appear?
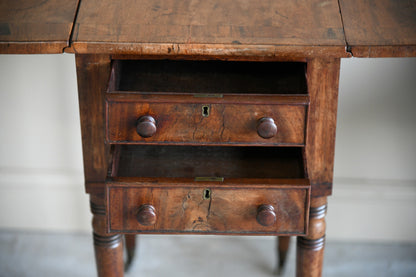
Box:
[0,230,415,277]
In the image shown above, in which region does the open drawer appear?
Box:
[106,145,310,235]
[106,59,309,146]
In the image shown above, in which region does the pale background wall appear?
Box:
[0,55,415,242]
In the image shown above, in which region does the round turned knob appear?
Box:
[256,205,276,227]
[136,115,157,138]
[136,204,157,226]
[257,117,277,139]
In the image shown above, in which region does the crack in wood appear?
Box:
[206,194,212,220]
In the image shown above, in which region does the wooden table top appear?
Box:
[71,0,347,58]
[0,0,80,54]
[1,0,415,57]
[339,0,416,57]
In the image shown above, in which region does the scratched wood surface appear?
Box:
[107,180,310,235]
[72,0,347,57]
[339,0,416,57]
[0,0,80,53]
[76,54,112,194]
[106,94,307,146]
[305,58,340,197]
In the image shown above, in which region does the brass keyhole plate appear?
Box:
[203,189,211,200]
[202,105,210,117]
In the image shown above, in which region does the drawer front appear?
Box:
[107,180,310,235]
[106,94,307,146]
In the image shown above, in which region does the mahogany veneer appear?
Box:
[107,181,310,235]
[0,0,79,53]
[106,94,308,146]
[71,0,347,57]
[339,0,416,57]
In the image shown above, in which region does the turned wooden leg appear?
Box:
[276,236,291,275]
[124,235,137,271]
[91,196,124,277]
[296,197,327,277]
[298,58,339,276]
[76,54,119,276]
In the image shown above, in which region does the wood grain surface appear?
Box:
[2,0,416,57]
[0,0,80,53]
[106,95,307,146]
[305,58,340,197]
[339,0,416,57]
[107,180,310,235]
[76,54,112,193]
[296,197,327,277]
[90,196,124,277]
[71,0,347,57]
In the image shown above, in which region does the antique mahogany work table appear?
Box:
[1,0,415,276]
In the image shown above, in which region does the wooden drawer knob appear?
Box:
[257,117,277,139]
[136,115,157,138]
[256,204,276,226]
[136,204,157,226]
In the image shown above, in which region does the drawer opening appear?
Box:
[108,59,307,95]
[109,145,306,179]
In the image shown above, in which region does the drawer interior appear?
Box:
[110,145,306,179]
[108,60,307,95]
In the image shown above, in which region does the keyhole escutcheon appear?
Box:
[202,105,210,117]
[203,189,211,199]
